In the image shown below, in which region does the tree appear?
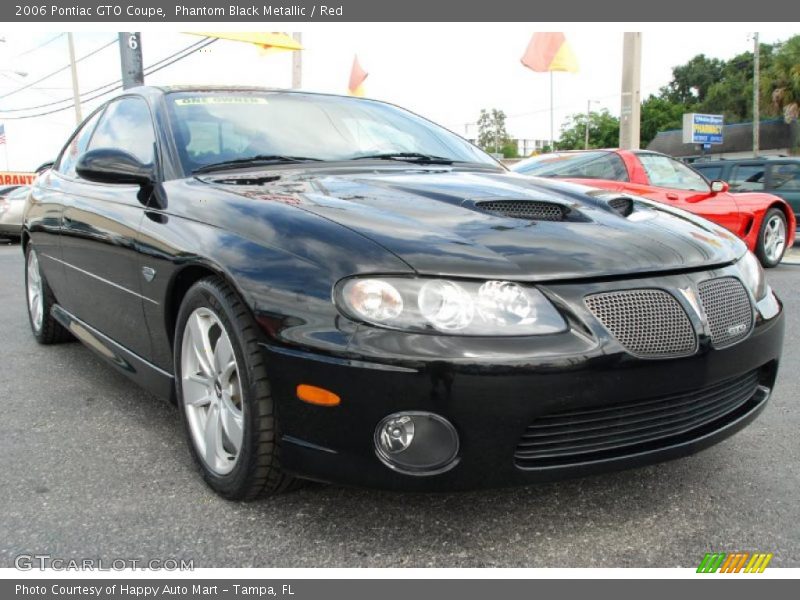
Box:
[765,36,800,124]
[477,108,514,156]
[640,95,685,146]
[556,109,619,150]
[663,54,725,105]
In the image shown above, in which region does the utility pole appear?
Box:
[67,33,82,125]
[584,100,599,149]
[619,32,642,150]
[291,32,302,89]
[118,32,144,89]
[549,71,554,151]
[753,32,760,157]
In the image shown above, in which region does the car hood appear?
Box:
[202,166,745,281]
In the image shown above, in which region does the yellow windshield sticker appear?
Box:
[174,96,269,106]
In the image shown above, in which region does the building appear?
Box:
[647,118,798,162]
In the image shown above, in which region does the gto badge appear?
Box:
[727,323,748,336]
[678,286,706,321]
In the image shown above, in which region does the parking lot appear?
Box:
[1,240,798,568]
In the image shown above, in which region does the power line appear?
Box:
[0,38,218,120]
[0,37,118,100]
[11,33,65,58]
[0,37,214,113]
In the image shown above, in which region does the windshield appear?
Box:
[512,151,629,181]
[637,153,709,192]
[165,91,497,173]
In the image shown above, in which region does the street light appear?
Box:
[584,99,600,149]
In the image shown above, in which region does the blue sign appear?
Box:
[682,113,724,145]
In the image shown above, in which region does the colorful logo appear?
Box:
[697,552,773,573]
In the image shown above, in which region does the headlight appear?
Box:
[737,251,767,301]
[337,277,567,335]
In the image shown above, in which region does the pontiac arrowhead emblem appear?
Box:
[678,286,705,321]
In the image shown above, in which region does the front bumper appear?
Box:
[261,267,785,491]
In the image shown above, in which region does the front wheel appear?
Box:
[174,277,298,500]
[756,208,788,268]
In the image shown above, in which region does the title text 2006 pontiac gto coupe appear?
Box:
[23,87,783,499]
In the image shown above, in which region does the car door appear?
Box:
[58,96,157,360]
[634,153,743,235]
[28,109,105,307]
[766,162,800,220]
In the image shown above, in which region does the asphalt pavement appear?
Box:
[1,240,798,568]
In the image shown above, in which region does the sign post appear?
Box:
[119,32,144,89]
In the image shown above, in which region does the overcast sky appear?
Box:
[0,24,797,170]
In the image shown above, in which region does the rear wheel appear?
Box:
[174,277,298,500]
[756,208,788,268]
[25,244,72,344]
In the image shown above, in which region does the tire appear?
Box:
[755,208,788,268]
[174,276,299,500]
[25,244,72,344]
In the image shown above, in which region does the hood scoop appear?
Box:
[475,199,584,222]
[607,196,634,217]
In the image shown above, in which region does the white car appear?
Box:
[0,186,30,241]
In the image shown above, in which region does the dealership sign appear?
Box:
[682,113,724,145]
[0,171,36,186]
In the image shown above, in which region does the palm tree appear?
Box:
[765,36,800,154]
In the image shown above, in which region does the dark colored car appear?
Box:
[692,157,800,227]
[23,87,784,499]
[512,150,796,267]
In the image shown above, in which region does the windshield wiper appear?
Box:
[349,152,454,165]
[193,155,322,174]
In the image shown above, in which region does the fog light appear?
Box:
[374,412,459,475]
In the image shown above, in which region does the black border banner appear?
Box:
[4,579,800,600]
[4,0,800,22]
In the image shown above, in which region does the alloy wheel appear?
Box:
[27,249,44,332]
[763,214,787,264]
[180,307,244,475]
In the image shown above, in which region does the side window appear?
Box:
[638,154,709,191]
[88,97,156,165]
[729,164,765,192]
[693,165,722,181]
[56,109,103,178]
[578,153,629,181]
[769,163,800,191]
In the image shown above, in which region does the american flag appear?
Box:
[0,124,5,145]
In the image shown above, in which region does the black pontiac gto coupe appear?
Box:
[23,87,783,499]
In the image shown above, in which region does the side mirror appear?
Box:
[76,148,154,186]
[710,180,729,194]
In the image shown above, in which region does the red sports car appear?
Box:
[512,149,796,267]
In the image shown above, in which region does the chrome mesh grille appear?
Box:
[476,200,565,221]
[585,289,697,358]
[698,277,753,347]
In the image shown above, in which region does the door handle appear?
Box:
[666,193,679,200]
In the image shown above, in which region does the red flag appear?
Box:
[348,55,368,97]
[521,32,579,73]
